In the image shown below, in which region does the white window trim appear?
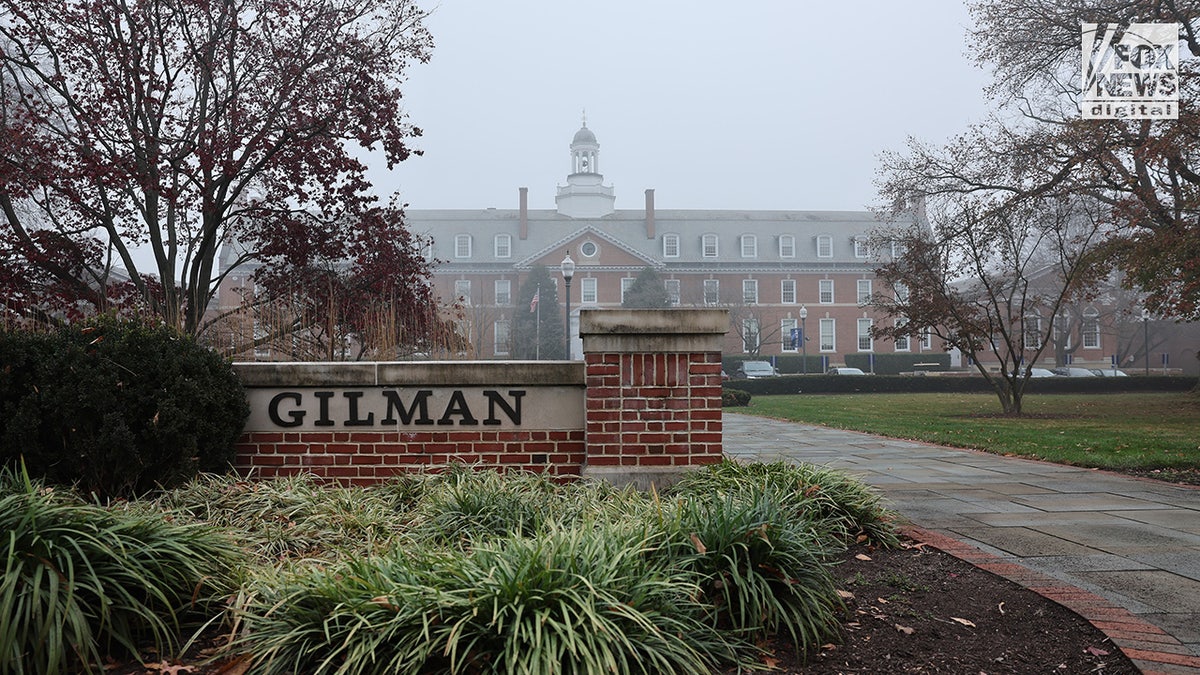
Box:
[742,279,758,304]
[703,279,720,306]
[581,277,598,304]
[662,233,680,258]
[1082,310,1101,349]
[494,279,511,306]
[781,318,798,352]
[853,237,869,258]
[702,234,719,258]
[664,279,680,306]
[454,234,472,259]
[816,234,833,258]
[780,279,796,304]
[857,317,874,352]
[740,234,757,258]
[819,318,836,352]
[779,234,795,258]
[857,279,872,306]
[494,234,512,259]
[620,277,636,303]
[742,318,760,354]
[819,279,834,305]
[493,320,511,356]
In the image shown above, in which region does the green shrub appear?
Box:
[722,388,752,407]
[0,318,249,499]
[653,490,842,651]
[239,523,744,675]
[0,467,242,674]
[670,459,899,546]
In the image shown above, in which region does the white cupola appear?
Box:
[556,112,615,218]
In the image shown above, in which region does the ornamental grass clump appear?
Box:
[670,459,899,546]
[142,472,419,563]
[652,490,843,651]
[409,465,563,545]
[239,523,744,675]
[0,468,242,675]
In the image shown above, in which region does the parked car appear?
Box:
[1028,368,1057,378]
[1051,367,1097,377]
[733,361,779,379]
[1089,368,1129,377]
[827,367,866,375]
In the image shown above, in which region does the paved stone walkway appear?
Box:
[723,412,1200,674]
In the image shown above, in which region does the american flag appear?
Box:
[529,289,539,313]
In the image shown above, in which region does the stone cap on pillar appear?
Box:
[579,308,729,353]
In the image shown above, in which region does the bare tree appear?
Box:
[871,195,1109,414]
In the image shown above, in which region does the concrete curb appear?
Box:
[902,525,1200,675]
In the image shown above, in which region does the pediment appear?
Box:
[517,226,661,269]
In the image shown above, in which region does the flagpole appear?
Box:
[535,282,541,360]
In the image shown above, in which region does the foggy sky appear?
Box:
[369,1,994,213]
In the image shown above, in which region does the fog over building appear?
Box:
[410,119,931,363]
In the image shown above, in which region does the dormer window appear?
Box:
[816,234,833,258]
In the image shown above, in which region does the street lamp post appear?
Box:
[1142,308,1150,375]
[799,305,808,374]
[560,252,575,359]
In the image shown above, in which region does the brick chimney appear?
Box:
[519,187,529,240]
[644,189,655,239]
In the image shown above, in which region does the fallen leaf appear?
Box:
[951,617,977,628]
[877,597,889,604]
[855,553,872,561]
[895,624,915,635]
[762,655,780,668]
[998,602,1005,615]
[820,643,837,651]
[689,532,707,554]
[836,589,855,600]
[1086,646,1110,656]
[856,533,869,544]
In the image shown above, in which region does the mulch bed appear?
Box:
[752,540,1140,674]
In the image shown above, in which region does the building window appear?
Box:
[816,234,833,258]
[454,279,471,305]
[493,320,511,356]
[581,277,598,304]
[742,279,758,304]
[494,234,511,258]
[702,234,719,258]
[819,318,836,352]
[1054,314,1073,350]
[665,279,680,306]
[857,318,874,351]
[454,234,472,258]
[857,279,872,305]
[1023,314,1042,349]
[781,318,798,352]
[890,240,905,258]
[662,234,680,258]
[894,318,910,351]
[703,279,720,305]
[1082,310,1100,348]
[580,241,598,257]
[819,279,833,304]
[779,234,795,258]
[494,280,511,306]
[742,318,760,353]
[921,327,933,351]
[741,234,757,258]
[894,282,909,303]
[421,242,433,261]
[854,237,869,258]
[780,279,796,304]
[621,277,636,303]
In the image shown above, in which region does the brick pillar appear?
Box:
[579,308,729,489]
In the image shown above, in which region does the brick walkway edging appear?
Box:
[901,525,1200,675]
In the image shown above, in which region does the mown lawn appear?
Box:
[744,392,1200,472]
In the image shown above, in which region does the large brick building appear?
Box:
[408,120,933,365]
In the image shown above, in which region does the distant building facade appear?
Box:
[409,120,937,364]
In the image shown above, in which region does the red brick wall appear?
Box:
[234,428,586,486]
[583,351,724,470]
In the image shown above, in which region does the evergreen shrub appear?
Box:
[722,388,752,407]
[0,318,249,499]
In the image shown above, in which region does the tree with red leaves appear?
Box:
[0,0,437,346]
